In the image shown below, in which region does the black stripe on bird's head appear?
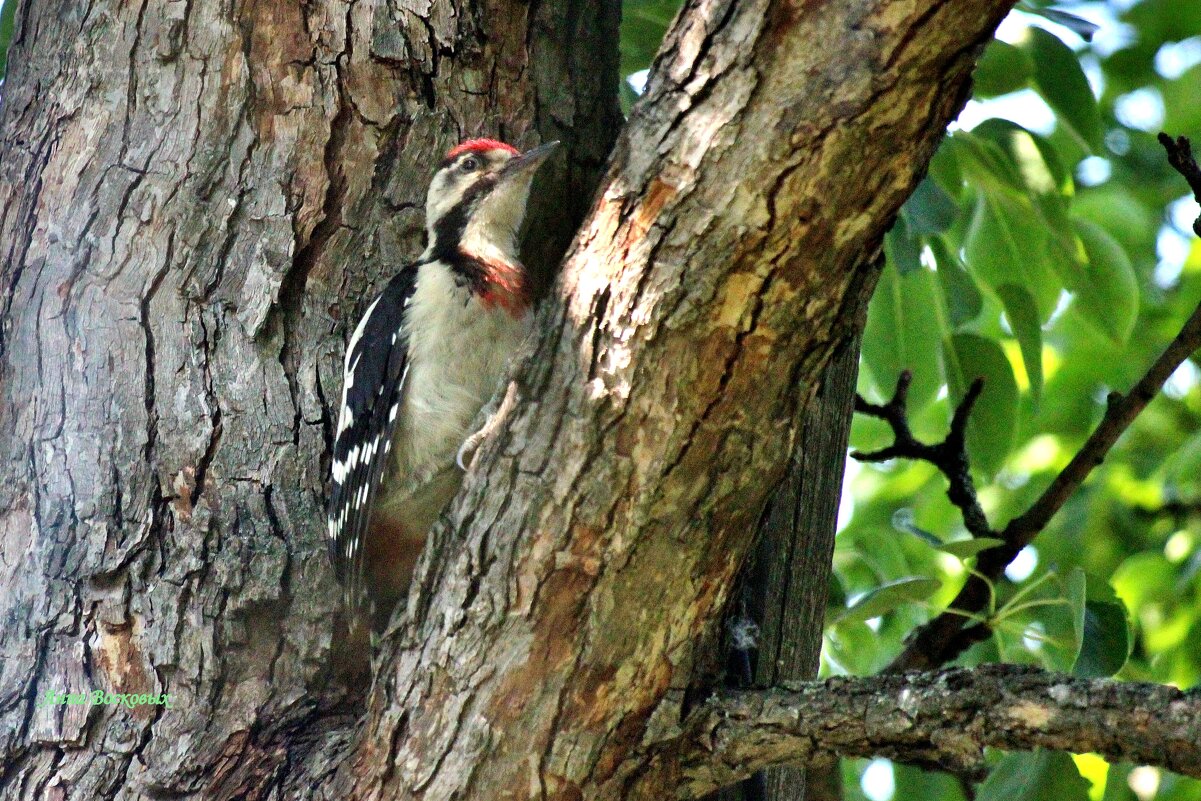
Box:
[425,140,559,268]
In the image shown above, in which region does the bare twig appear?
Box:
[853,371,992,540]
[656,665,1201,797]
[877,134,1201,672]
[1159,133,1201,237]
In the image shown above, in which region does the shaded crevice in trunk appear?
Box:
[746,333,866,801]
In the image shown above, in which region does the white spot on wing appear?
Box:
[332,444,362,484]
[345,354,362,391]
[345,297,382,365]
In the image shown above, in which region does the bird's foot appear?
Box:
[456,380,520,471]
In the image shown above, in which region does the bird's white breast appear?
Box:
[390,260,529,490]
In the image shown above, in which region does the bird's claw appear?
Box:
[456,429,487,471]
[456,380,520,472]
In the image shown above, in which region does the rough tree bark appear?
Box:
[0,0,1017,799]
[675,666,1201,795]
[0,1,619,797]
[342,0,1012,798]
[717,321,865,801]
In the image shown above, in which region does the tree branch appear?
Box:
[853,372,992,539]
[659,665,1201,797]
[1159,133,1201,237]
[883,134,1201,671]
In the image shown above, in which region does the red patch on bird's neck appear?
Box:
[466,252,530,317]
[445,138,519,160]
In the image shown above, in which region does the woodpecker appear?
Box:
[328,138,558,628]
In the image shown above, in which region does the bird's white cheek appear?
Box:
[425,175,466,228]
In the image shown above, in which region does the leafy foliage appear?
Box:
[0,0,16,80]
[978,751,1093,801]
[617,0,1201,798]
[838,2,1201,797]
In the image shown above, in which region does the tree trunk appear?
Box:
[713,321,866,801]
[0,1,618,797]
[341,0,1009,797]
[0,0,1014,799]
[750,327,865,801]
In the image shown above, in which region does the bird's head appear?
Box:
[425,138,559,265]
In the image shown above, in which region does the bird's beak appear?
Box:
[481,141,560,235]
[500,140,560,182]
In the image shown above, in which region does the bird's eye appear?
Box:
[460,156,480,172]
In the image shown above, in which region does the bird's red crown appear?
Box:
[445,138,519,160]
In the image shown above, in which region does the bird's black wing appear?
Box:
[327,266,418,618]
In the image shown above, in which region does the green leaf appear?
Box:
[894,508,944,546]
[894,764,969,801]
[905,178,960,235]
[1111,552,1174,615]
[836,577,942,624]
[969,122,1078,274]
[978,751,1091,801]
[1101,763,1138,801]
[1163,63,1201,143]
[948,131,1026,193]
[825,620,885,674]
[0,0,16,78]
[944,333,1019,475]
[1162,430,1201,485]
[1069,219,1139,345]
[885,213,923,275]
[619,0,683,76]
[996,284,1044,401]
[1023,5,1101,41]
[1123,0,1201,50]
[848,527,913,584]
[1067,570,1131,678]
[1071,185,1159,259]
[1056,566,1095,672]
[937,537,1007,559]
[963,195,1062,320]
[971,119,1072,196]
[1076,599,1130,677]
[930,238,983,327]
[974,39,1034,97]
[1067,568,1088,665]
[827,573,847,616]
[863,261,943,411]
[1016,26,1103,152]
[928,139,964,201]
